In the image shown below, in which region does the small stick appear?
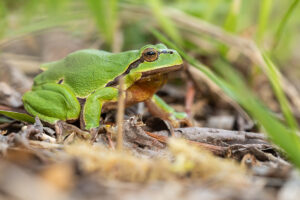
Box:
[116,76,125,151]
[55,121,63,143]
[185,80,195,117]
[106,132,115,150]
[145,131,227,156]
[29,140,63,149]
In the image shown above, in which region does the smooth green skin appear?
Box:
[22,44,186,130]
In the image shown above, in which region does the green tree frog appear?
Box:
[22,44,187,130]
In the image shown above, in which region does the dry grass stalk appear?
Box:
[116,76,126,151]
[65,138,249,187]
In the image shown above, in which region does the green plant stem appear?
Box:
[256,0,272,43]
[223,0,240,33]
[86,0,118,49]
[0,1,7,38]
[148,0,182,46]
[263,54,299,131]
[273,0,300,49]
[220,0,241,55]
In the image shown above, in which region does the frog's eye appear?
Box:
[142,48,158,62]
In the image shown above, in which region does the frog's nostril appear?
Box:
[160,50,173,54]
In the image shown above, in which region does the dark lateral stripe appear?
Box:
[106,57,144,87]
[105,50,175,87]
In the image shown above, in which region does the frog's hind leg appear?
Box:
[145,94,191,133]
[23,83,81,124]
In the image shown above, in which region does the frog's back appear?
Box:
[34,49,140,98]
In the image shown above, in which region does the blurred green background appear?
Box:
[1,0,300,167]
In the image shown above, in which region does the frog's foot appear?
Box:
[55,121,115,148]
[145,95,192,131]
[169,111,193,128]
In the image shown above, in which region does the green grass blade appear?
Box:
[263,53,298,130]
[220,0,241,55]
[203,0,221,21]
[214,59,300,167]
[256,0,272,43]
[0,0,7,38]
[86,0,119,49]
[21,0,40,24]
[223,0,241,33]
[2,13,83,42]
[273,0,300,48]
[148,0,182,46]
[0,117,13,123]
[0,110,35,124]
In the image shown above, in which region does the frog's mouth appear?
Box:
[106,64,184,87]
[141,64,184,77]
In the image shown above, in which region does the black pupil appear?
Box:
[146,51,156,56]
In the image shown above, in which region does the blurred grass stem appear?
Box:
[273,0,300,49]
[117,76,125,151]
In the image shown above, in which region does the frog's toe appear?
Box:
[173,111,188,120]
[169,112,193,128]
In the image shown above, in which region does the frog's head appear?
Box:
[129,43,183,76]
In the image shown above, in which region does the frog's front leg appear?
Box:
[83,87,118,130]
[23,83,81,124]
[145,94,190,128]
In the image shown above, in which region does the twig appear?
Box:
[154,127,267,145]
[145,131,227,156]
[29,140,63,149]
[116,76,125,151]
[185,77,195,117]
